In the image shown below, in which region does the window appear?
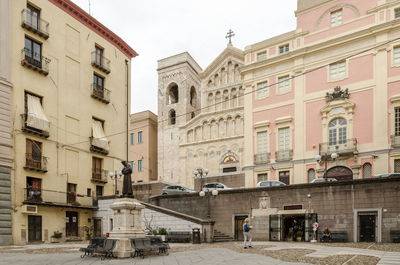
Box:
[329,61,346,80]
[395,8,400,19]
[94,46,103,66]
[26,139,42,169]
[331,9,342,27]
[169,109,176,125]
[308,169,315,183]
[130,133,134,145]
[93,73,104,92]
[395,108,400,136]
[395,159,400,173]
[87,188,92,197]
[67,183,77,203]
[257,51,267,61]
[190,86,197,107]
[279,171,290,185]
[26,4,40,30]
[24,92,50,133]
[278,127,290,151]
[394,46,400,65]
[92,157,102,180]
[329,118,347,145]
[362,163,372,179]
[138,159,143,172]
[257,81,268,99]
[257,173,268,183]
[24,36,42,68]
[257,131,268,154]
[278,75,290,94]
[26,177,41,202]
[96,185,103,197]
[279,44,289,54]
[168,84,179,104]
[138,131,143,143]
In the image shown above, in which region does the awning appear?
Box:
[92,120,109,151]
[277,209,307,215]
[27,94,50,132]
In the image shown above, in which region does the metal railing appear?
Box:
[91,51,111,73]
[25,153,48,172]
[275,149,293,162]
[21,9,49,39]
[91,168,109,183]
[21,114,50,137]
[391,135,400,148]
[254,153,270,164]
[24,188,94,207]
[91,84,111,103]
[319,138,357,156]
[21,48,50,75]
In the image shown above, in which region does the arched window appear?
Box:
[329,118,347,145]
[191,112,195,119]
[190,86,197,107]
[168,84,179,104]
[308,168,315,183]
[169,109,176,125]
[362,163,372,178]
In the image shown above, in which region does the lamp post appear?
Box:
[193,168,209,191]
[109,169,123,195]
[199,189,218,219]
[314,152,338,179]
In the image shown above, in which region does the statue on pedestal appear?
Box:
[121,161,133,198]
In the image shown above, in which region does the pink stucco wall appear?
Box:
[305,100,324,151]
[305,54,374,94]
[352,89,373,144]
[253,76,294,108]
[269,47,276,56]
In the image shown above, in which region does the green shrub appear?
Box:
[51,230,62,239]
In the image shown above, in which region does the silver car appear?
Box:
[372,173,400,178]
[202,182,231,191]
[256,180,286,187]
[310,178,337,183]
[162,185,195,195]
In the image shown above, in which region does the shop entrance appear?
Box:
[282,215,305,241]
[270,213,317,242]
[234,215,248,241]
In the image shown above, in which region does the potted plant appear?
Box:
[158,227,167,242]
[51,230,62,243]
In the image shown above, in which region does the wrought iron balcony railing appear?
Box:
[23,188,95,208]
[24,153,48,172]
[275,149,293,162]
[91,168,109,183]
[91,51,111,74]
[91,84,110,104]
[391,135,400,148]
[319,138,357,156]
[21,48,50,75]
[21,9,49,39]
[21,114,50,138]
[90,137,110,155]
[254,153,270,165]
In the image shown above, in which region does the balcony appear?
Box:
[91,84,110,104]
[319,138,357,157]
[391,135,400,148]
[21,114,50,138]
[275,150,293,162]
[24,153,48,173]
[91,168,109,184]
[90,137,109,155]
[254,153,270,165]
[21,48,50,76]
[91,51,111,74]
[21,9,49,39]
[23,188,96,209]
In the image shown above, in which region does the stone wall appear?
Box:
[0,167,12,245]
[150,177,400,242]
[194,172,245,191]
[132,181,169,202]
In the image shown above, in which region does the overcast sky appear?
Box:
[70,0,297,114]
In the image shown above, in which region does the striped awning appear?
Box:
[92,120,109,151]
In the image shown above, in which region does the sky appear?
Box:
[70,0,297,114]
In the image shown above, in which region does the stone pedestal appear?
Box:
[109,197,145,258]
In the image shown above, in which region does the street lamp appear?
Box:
[315,152,338,179]
[199,189,218,219]
[109,169,123,195]
[193,168,209,191]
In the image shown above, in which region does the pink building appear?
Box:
[242,0,400,186]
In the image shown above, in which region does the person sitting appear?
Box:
[320,227,332,242]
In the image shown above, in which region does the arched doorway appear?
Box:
[326,166,353,181]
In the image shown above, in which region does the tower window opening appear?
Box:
[169,109,176,125]
[168,85,179,104]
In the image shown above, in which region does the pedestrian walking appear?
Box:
[243,218,252,249]
[292,219,299,241]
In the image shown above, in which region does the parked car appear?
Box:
[162,185,195,195]
[372,173,400,178]
[202,182,231,191]
[310,178,337,183]
[256,180,286,187]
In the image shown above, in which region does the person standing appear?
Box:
[292,219,299,242]
[243,218,252,249]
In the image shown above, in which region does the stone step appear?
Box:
[213,230,233,242]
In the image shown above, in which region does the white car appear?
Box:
[256,180,286,187]
[310,178,337,183]
[202,182,231,191]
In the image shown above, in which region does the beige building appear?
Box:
[7,0,136,244]
[129,111,158,183]
[157,45,244,188]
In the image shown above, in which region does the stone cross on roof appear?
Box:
[225,29,235,45]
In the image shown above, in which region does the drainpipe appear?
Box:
[125,59,129,162]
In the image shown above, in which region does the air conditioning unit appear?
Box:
[22,205,38,214]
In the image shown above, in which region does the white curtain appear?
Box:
[27,94,50,132]
[92,120,109,151]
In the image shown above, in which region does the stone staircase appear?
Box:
[213,230,233,242]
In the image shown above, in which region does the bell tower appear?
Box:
[157,52,202,184]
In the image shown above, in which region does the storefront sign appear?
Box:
[283,204,303,210]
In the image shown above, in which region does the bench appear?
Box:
[130,237,170,259]
[390,230,400,243]
[319,231,348,242]
[96,239,117,260]
[167,231,191,243]
[79,237,105,258]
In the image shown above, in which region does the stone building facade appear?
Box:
[157,45,244,188]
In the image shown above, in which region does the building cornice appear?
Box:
[49,0,138,58]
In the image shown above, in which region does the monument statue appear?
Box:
[121,161,133,198]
